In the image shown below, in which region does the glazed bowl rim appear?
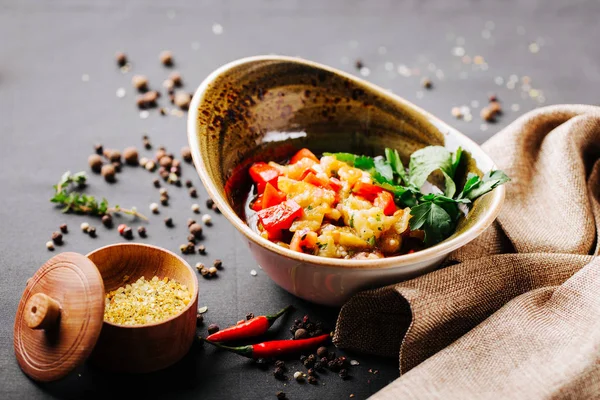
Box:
[187,55,505,270]
[86,242,199,328]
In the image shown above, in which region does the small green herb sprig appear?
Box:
[50,171,147,220]
[326,147,509,245]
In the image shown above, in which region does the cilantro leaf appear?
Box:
[354,155,374,170]
[409,146,457,198]
[373,157,394,184]
[385,148,408,185]
[409,201,455,245]
[459,170,510,201]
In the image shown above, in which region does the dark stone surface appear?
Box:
[1,0,598,399]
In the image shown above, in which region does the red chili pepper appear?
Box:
[290,148,319,164]
[257,200,303,231]
[203,333,330,359]
[206,306,292,342]
[249,162,281,194]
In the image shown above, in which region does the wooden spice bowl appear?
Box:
[87,243,198,373]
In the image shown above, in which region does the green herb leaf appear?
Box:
[375,182,419,207]
[409,201,455,245]
[354,155,374,171]
[367,236,376,246]
[451,147,463,176]
[324,152,357,166]
[373,157,394,184]
[408,146,454,189]
[385,148,408,185]
[349,214,355,228]
[459,170,510,201]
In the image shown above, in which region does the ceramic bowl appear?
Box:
[187,56,504,306]
[86,243,198,373]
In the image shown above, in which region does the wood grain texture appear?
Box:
[14,253,105,382]
[86,243,199,373]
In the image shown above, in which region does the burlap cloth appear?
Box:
[334,105,600,399]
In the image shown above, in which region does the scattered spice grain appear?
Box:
[88,154,103,173]
[421,77,433,89]
[160,195,169,206]
[276,391,287,399]
[115,52,127,67]
[153,178,161,188]
[132,75,148,91]
[123,227,133,240]
[201,214,212,225]
[104,276,191,326]
[159,50,174,66]
[181,146,192,162]
[185,180,193,188]
[198,244,206,255]
[101,164,116,182]
[94,144,104,155]
[51,232,63,245]
[189,223,203,239]
[164,217,174,227]
[174,92,191,110]
[150,203,159,214]
[59,224,68,234]
[81,222,90,232]
[196,312,204,325]
[191,204,200,213]
[294,371,305,381]
[145,160,156,171]
[206,198,215,209]
[207,324,220,334]
[195,262,205,272]
[123,147,139,165]
[213,259,222,269]
[46,241,55,251]
[137,226,147,237]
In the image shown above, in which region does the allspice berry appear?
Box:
[159,156,173,169]
[169,71,182,87]
[108,150,122,163]
[159,50,174,66]
[115,52,127,67]
[132,74,148,91]
[88,154,103,173]
[181,146,192,163]
[189,223,203,239]
[137,91,159,109]
[101,164,116,182]
[123,147,139,165]
[174,92,191,110]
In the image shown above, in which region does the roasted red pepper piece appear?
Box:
[262,183,287,209]
[257,200,303,231]
[249,162,281,194]
[290,229,318,253]
[302,172,332,190]
[290,148,319,164]
[206,306,292,342]
[203,333,330,359]
[328,177,343,192]
[251,194,263,211]
[352,182,383,201]
[374,191,396,216]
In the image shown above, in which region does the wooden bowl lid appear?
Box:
[14,252,105,382]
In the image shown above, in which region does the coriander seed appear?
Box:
[123,227,133,239]
[198,244,206,255]
[81,222,90,232]
[149,203,159,214]
[213,259,222,269]
[189,188,198,198]
[101,164,116,182]
[102,214,113,227]
[191,204,200,213]
[51,231,63,245]
[112,162,122,173]
[160,170,169,181]
[201,214,212,225]
[88,154,103,173]
[172,159,181,168]
[155,148,166,160]
[123,147,139,165]
[46,241,55,251]
[159,50,174,66]
[115,52,127,67]
[137,226,147,237]
[208,266,217,276]
[145,160,156,171]
[132,74,148,91]
[189,223,203,239]
[59,223,68,233]
[207,323,219,334]
[181,146,192,162]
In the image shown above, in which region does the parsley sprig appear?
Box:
[327,147,509,245]
[50,171,147,220]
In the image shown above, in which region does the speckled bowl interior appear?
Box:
[188,56,504,267]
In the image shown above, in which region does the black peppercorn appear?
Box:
[198,244,206,255]
[307,368,316,377]
[115,52,127,67]
[181,146,192,163]
[187,234,196,243]
[88,226,96,237]
[207,324,219,334]
[355,59,364,70]
[101,214,113,228]
[212,204,221,213]
[276,390,286,399]
[327,360,338,371]
[160,195,169,206]
[189,188,198,198]
[300,355,307,363]
[213,259,223,269]
[164,217,173,227]
[189,223,203,239]
[320,357,329,365]
[313,361,323,371]
[316,346,328,358]
[51,231,63,245]
[94,144,104,155]
[59,224,68,234]
[339,369,348,379]
[273,367,286,381]
[295,329,308,340]
[206,198,215,209]
[196,313,204,325]
[137,226,147,237]
[307,376,317,384]
[246,313,255,320]
[123,227,133,240]
[153,179,161,188]
[185,180,193,188]
[275,360,286,370]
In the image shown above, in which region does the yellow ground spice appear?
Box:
[104,276,192,326]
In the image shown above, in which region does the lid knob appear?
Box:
[24,293,61,330]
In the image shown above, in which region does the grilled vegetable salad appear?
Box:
[247,147,508,259]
